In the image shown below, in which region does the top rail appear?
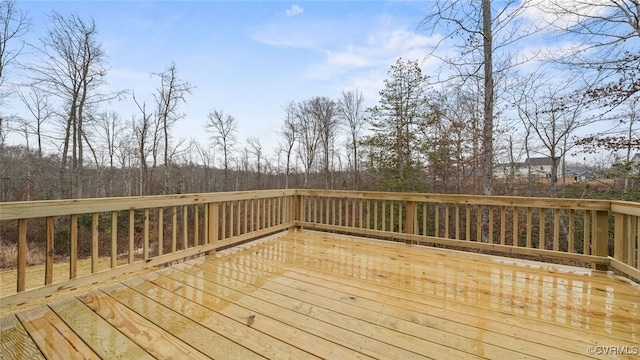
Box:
[0,189,296,221]
[611,201,640,217]
[295,189,612,211]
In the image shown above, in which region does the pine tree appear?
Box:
[363,58,437,191]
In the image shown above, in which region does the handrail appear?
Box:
[0,189,296,221]
[1,189,638,308]
[295,189,612,210]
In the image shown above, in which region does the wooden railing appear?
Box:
[1,189,638,308]
[611,200,640,280]
[294,190,639,280]
[0,190,296,307]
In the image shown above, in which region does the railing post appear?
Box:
[17,219,26,292]
[111,211,118,268]
[92,213,100,272]
[296,194,304,228]
[207,202,218,255]
[405,201,415,244]
[593,210,609,270]
[45,216,54,285]
[287,195,295,228]
[614,213,626,263]
[283,196,289,224]
[71,214,78,278]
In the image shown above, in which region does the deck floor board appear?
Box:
[171,262,476,359]
[2,229,639,359]
[261,233,640,338]
[102,282,266,360]
[0,315,44,360]
[215,255,587,359]
[49,296,154,359]
[129,274,328,360]
[77,289,210,360]
[259,235,640,325]
[219,238,639,356]
[16,305,100,360]
[158,265,431,360]
[196,257,544,359]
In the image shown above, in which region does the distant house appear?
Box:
[494,157,559,179]
[523,157,558,178]
[494,162,526,179]
[565,168,595,182]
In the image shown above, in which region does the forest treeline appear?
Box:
[1,0,638,203]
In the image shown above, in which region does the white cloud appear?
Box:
[306,28,441,81]
[250,13,443,104]
[325,49,369,68]
[285,4,304,17]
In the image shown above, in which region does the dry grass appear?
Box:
[0,242,46,270]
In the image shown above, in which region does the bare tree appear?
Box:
[0,0,29,89]
[279,101,298,189]
[428,89,483,194]
[247,137,263,189]
[28,12,118,198]
[115,125,136,196]
[17,89,51,158]
[512,72,541,196]
[576,98,640,193]
[0,114,8,149]
[542,0,639,108]
[307,97,337,189]
[92,111,124,196]
[296,100,321,189]
[0,0,28,149]
[237,147,251,190]
[133,92,152,195]
[542,0,639,61]
[206,109,237,191]
[420,0,542,242]
[516,75,588,197]
[619,100,639,192]
[481,0,494,197]
[420,0,541,196]
[194,140,215,192]
[152,62,194,193]
[337,89,366,190]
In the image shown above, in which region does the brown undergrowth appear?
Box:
[0,242,46,270]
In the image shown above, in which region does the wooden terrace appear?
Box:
[0,190,639,359]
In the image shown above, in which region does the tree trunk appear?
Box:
[482,0,493,197]
[481,0,493,242]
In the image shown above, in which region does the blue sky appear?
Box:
[10,1,438,155]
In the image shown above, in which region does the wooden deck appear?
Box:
[1,229,639,359]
